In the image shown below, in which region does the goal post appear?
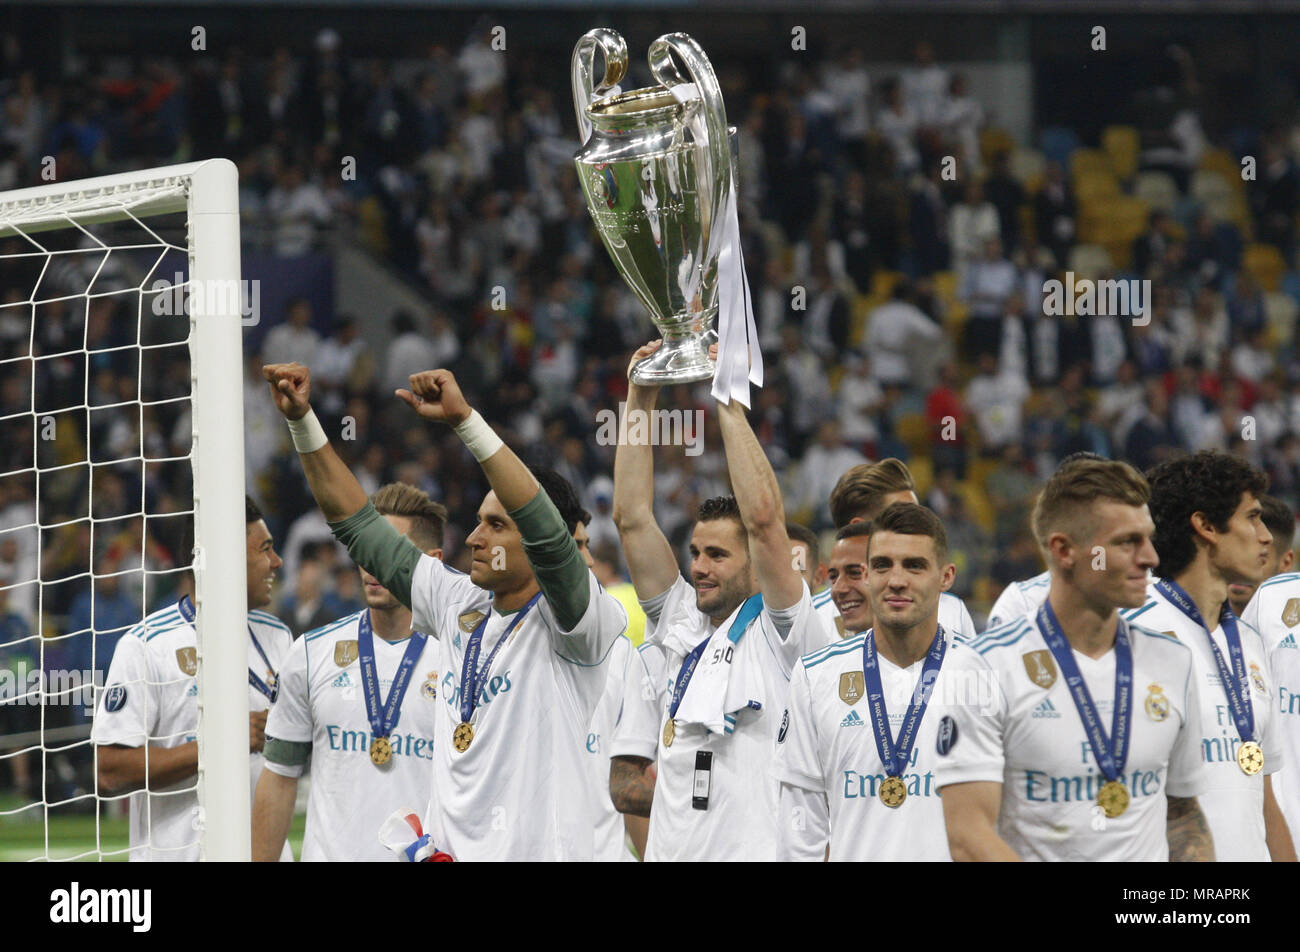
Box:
[0,159,249,861]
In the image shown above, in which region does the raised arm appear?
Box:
[263,362,421,607]
[1166,795,1216,862]
[940,781,1021,861]
[611,342,682,601]
[714,399,804,611]
[398,369,591,632]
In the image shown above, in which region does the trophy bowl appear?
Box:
[572,29,735,386]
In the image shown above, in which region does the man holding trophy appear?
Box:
[580,29,833,859]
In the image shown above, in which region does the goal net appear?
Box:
[0,160,249,860]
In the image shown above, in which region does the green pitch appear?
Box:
[0,794,306,862]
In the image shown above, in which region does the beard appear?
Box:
[695,568,753,620]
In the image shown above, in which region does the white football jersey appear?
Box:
[93,602,294,862]
[262,609,440,861]
[986,571,1050,630]
[410,555,625,861]
[934,614,1207,861]
[585,635,637,861]
[774,627,965,861]
[1238,572,1300,838]
[609,641,666,763]
[813,590,977,643]
[1123,581,1283,861]
[643,576,831,862]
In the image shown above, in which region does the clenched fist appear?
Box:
[249,710,268,753]
[396,370,473,426]
[262,363,312,420]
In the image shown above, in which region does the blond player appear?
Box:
[938,459,1213,861]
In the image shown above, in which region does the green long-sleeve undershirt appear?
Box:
[327,490,591,632]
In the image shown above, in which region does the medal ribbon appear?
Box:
[1036,601,1133,784]
[1154,578,1255,742]
[457,593,542,726]
[359,610,429,740]
[668,592,762,719]
[179,595,279,702]
[861,626,947,778]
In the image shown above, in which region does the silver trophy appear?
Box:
[572,29,735,385]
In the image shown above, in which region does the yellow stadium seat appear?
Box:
[959,482,996,534]
[1102,126,1140,181]
[1192,169,1233,203]
[896,413,931,456]
[1073,169,1120,205]
[1009,147,1047,193]
[980,127,1015,167]
[1263,291,1298,347]
[1067,243,1115,280]
[932,270,959,304]
[1070,148,1111,177]
[1199,148,1240,180]
[1133,171,1179,213]
[1244,243,1287,292]
[907,455,934,498]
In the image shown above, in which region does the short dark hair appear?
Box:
[697,495,747,543]
[1146,451,1269,578]
[835,521,874,542]
[534,467,589,536]
[867,502,948,561]
[372,482,448,552]
[246,496,264,525]
[786,522,820,568]
[829,459,915,528]
[1261,494,1296,553]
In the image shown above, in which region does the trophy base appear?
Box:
[630,331,716,386]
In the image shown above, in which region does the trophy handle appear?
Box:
[647,33,733,241]
[571,28,627,145]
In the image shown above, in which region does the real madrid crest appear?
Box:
[421,670,438,701]
[1022,650,1057,689]
[1249,662,1268,696]
[1144,683,1170,722]
[334,640,358,668]
[458,610,486,635]
[1284,598,1300,628]
[839,671,864,706]
[175,647,198,677]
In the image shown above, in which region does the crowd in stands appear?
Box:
[3,26,1300,801]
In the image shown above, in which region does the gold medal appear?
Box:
[1237,740,1264,775]
[1097,779,1129,818]
[878,776,907,808]
[369,736,393,766]
[662,717,676,748]
[453,722,475,753]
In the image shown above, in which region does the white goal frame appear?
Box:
[0,159,249,861]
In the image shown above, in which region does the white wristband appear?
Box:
[454,409,504,462]
[286,408,329,454]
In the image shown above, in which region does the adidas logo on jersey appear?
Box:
[840,710,865,728]
[332,672,353,689]
[1282,634,1298,650]
[186,684,198,697]
[1032,697,1061,719]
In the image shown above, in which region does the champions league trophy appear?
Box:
[572,29,757,392]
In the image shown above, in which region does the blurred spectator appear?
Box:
[262,298,321,368]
